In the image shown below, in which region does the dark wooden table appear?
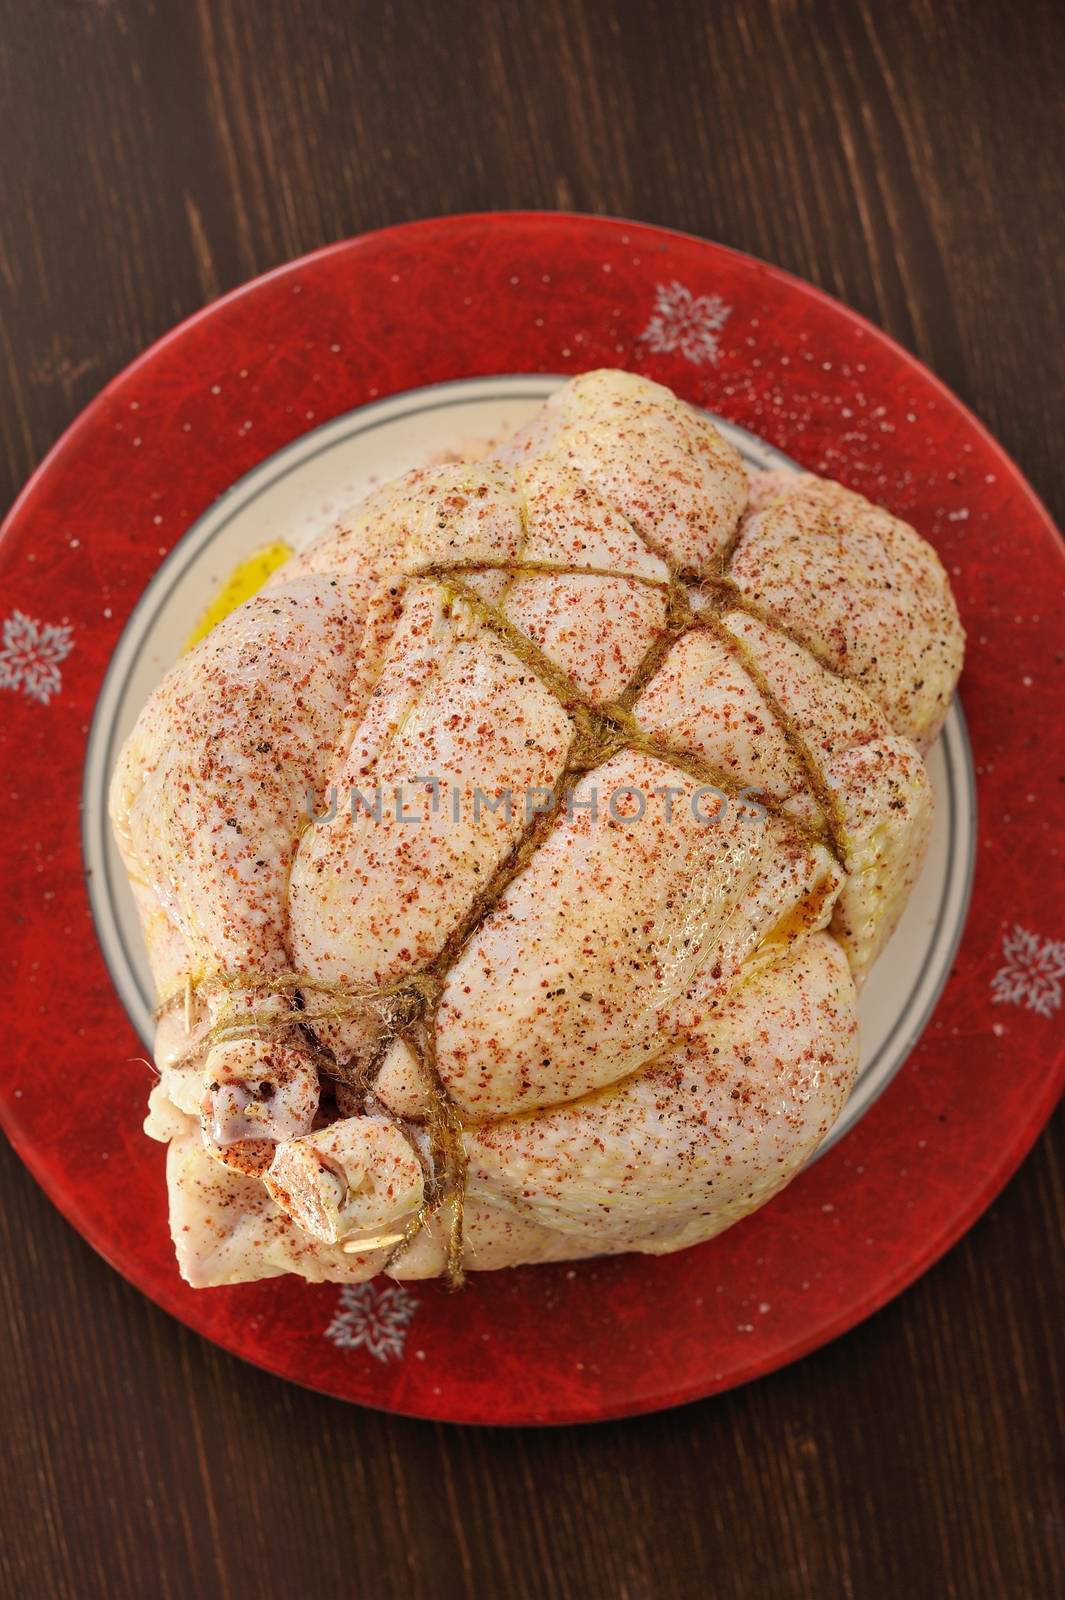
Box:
[2,2,1062,1595]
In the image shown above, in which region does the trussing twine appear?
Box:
[155,509,852,1286]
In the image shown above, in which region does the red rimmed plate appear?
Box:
[1,213,1062,1425]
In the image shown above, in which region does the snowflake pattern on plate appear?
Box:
[991,924,1065,1019]
[324,1281,418,1362]
[0,610,74,705]
[640,280,731,366]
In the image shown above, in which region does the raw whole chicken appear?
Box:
[110,370,964,1287]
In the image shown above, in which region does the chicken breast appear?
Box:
[110,369,964,1287]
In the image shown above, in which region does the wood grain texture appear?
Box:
[1,1,1062,1595]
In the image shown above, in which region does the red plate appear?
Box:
[1,213,1062,1425]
